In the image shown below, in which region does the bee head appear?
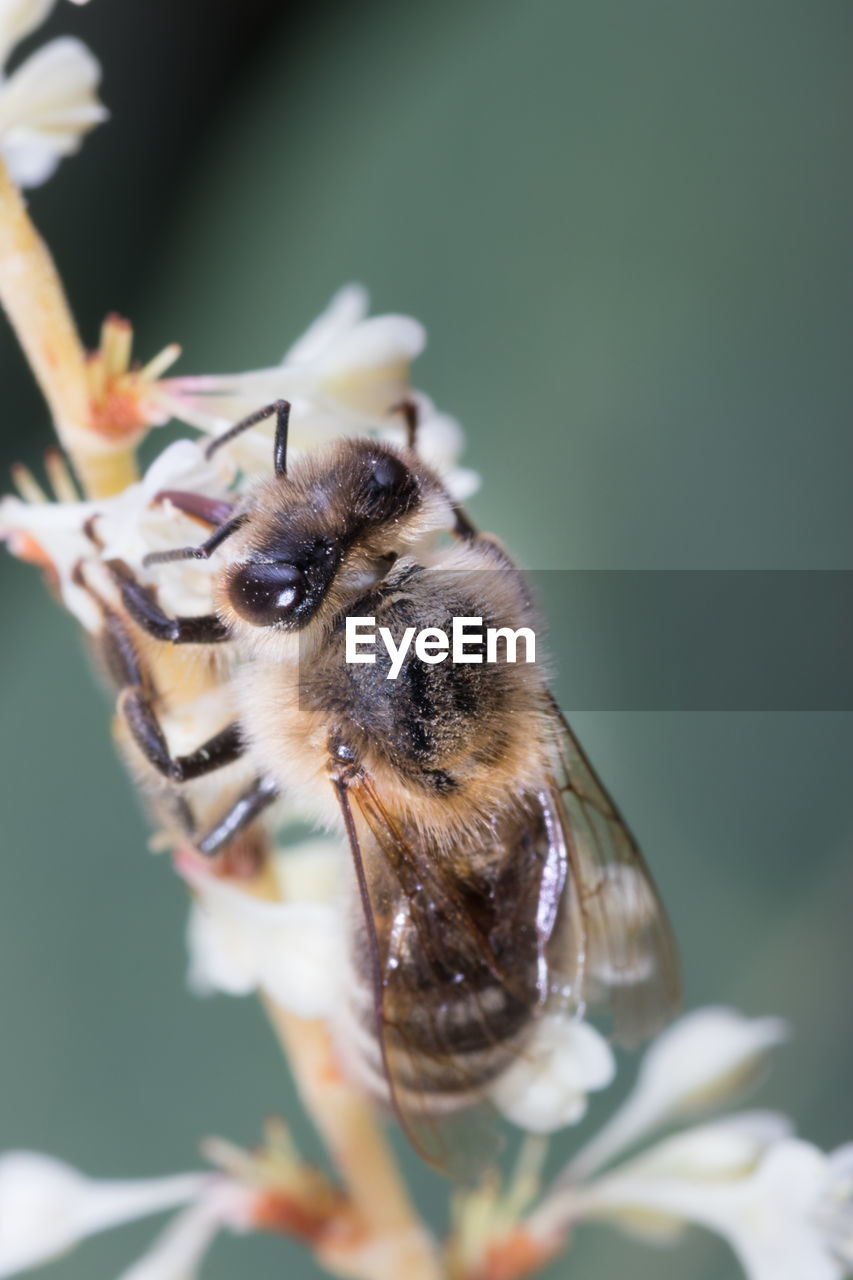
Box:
[222,439,454,633]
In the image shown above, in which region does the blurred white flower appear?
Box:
[490,1016,615,1134]
[557,1133,853,1280]
[565,1007,789,1180]
[610,1111,794,1184]
[273,837,348,904]
[156,286,479,500]
[0,1151,210,1278]
[159,284,424,431]
[117,1181,253,1280]
[815,1144,853,1272]
[179,845,346,1019]
[0,0,107,187]
[0,0,52,68]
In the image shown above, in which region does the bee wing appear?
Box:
[545,699,681,1045]
[337,772,567,1179]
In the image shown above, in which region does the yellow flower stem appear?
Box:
[0,157,137,498]
[265,1004,443,1280]
[222,849,439,1279]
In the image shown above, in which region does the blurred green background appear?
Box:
[1,2,853,1277]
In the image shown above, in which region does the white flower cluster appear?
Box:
[156,282,478,503]
[1,1011,849,1279]
[527,1011,853,1280]
[0,284,477,633]
[0,0,106,187]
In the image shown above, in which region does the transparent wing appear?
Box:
[544,698,681,1045]
[336,772,568,1178]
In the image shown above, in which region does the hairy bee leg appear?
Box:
[142,512,249,568]
[168,791,198,839]
[152,490,236,528]
[100,606,149,690]
[452,505,478,540]
[119,686,244,782]
[391,398,419,451]
[104,559,230,644]
[72,560,157,696]
[386,398,477,536]
[194,774,279,858]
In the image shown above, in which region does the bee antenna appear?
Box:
[204,400,291,476]
[272,399,290,477]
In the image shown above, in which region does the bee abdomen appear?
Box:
[337,939,539,1115]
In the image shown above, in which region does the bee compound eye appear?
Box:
[369,453,408,492]
[364,452,416,514]
[227,561,306,627]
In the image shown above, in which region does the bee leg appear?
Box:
[391,398,419,451]
[118,686,244,782]
[386,398,477,536]
[141,513,249,569]
[193,775,279,858]
[152,490,236,528]
[104,559,230,644]
[452,504,478,540]
[72,560,157,696]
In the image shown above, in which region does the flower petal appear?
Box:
[283,283,369,366]
[180,851,346,1019]
[0,0,54,69]
[608,1112,794,1183]
[490,1017,615,1134]
[0,493,102,629]
[273,838,348,904]
[566,1007,789,1179]
[0,36,107,188]
[116,1184,252,1280]
[0,1152,208,1278]
[539,1136,846,1280]
[161,293,428,434]
[814,1143,853,1269]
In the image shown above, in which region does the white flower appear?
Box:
[565,1007,789,1179]
[156,286,479,500]
[179,844,346,1019]
[490,1016,615,1134]
[117,1181,253,1280]
[0,1151,210,1278]
[609,1111,794,1184]
[0,439,221,630]
[0,0,107,188]
[815,1144,853,1271]
[555,1132,853,1280]
[160,285,424,432]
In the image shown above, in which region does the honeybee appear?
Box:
[88,400,679,1165]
